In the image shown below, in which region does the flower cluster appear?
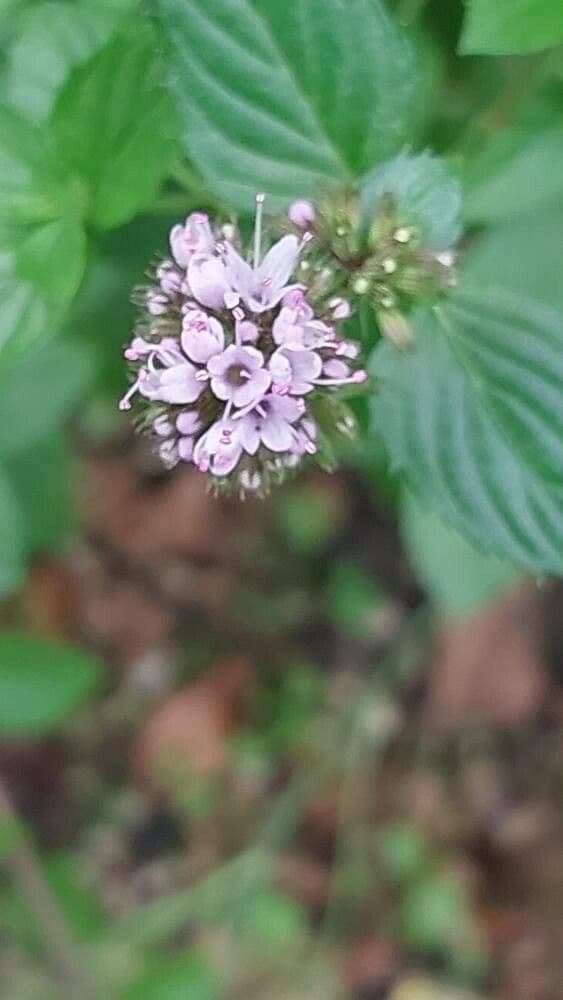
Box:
[120,196,366,496]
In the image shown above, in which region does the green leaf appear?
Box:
[0,632,102,736]
[0,339,97,458]
[123,951,218,1000]
[0,240,65,358]
[15,216,87,303]
[401,491,520,615]
[52,25,177,229]
[377,823,429,882]
[325,559,382,634]
[362,151,462,249]
[225,888,308,952]
[401,872,466,952]
[370,291,563,575]
[6,436,76,555]
[460,0,563,55]
[5,0,134,123]
[0,106,69,224]
[0,466,25,597]
[153,0,418,208]
[464,206,563,312]
[464,126,563,224]
[2,851,105,948]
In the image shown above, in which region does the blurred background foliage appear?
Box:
[0,1,562,998]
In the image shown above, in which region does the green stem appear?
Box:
[0,775,95,998]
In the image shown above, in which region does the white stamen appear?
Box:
[254,193,265,270]
[312,370,367,387]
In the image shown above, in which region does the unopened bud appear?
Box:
[288,199,316,228]
[394,227,412,244]
[353,277,370,295]
[378,310,413,349]
[328,297,352,320]
[436,250,456,267]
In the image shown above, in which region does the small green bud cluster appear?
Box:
[293,192,457,349]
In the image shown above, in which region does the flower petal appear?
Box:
[233,368,271,408]
[156,364,203,404]
[181,314,224,363]
[187,255,228,309]
[261,415,294,452]
[257,235,300,290]
[239,416,260,455]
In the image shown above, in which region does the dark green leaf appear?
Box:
[153,0,418,208]
[0,465,25,597]
[6,436,76,555]
[52,25,177,229]
[401,491,520,615]
[362,151,462,248]
[370,292,563,574]
[460,0,563,55]
[0,632,102,735]
[0,339,98,457]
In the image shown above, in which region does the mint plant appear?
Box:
[0,0,562,584]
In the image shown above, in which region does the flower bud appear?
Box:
[289,199,316,228]
[377,310,413,349]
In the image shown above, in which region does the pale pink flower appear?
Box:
[181,310,224,363]
[170,212,215,267]
[269,346,322,395]
[141,362,203,405]
[207,344,271,408]
[272,303,334,350]
[236,394,303,453]
[221,235,302,313]
[187,254,230,310]
[193,418,243,476]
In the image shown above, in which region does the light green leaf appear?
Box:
[5,0,134,123]
[460,0,563,55]
[370,292,563,575]
[0,246,64,358]
[153,0,418,208]
[0,466,25,598]
[0,106,69,224]
[0,632,102,736]
[362,151,462,249]
[401,872,466,951]
[16,216,87,303]
[377,822,429,882]
[464,126,563,224]
[401,491,520,615]
[0,339,97,457]
[52,25,177,229]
